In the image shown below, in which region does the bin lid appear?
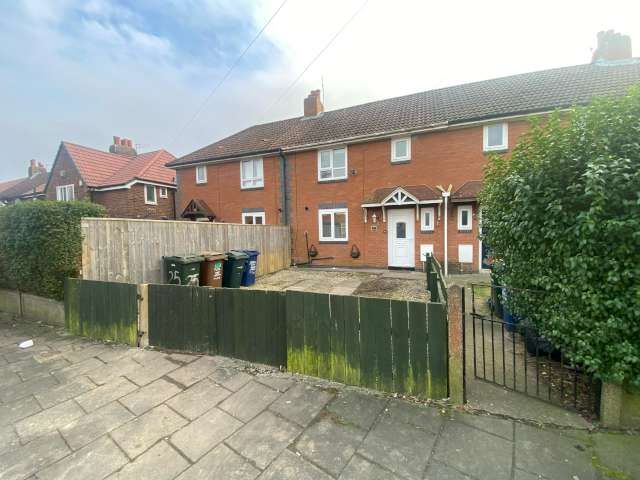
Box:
[164,254,204,264]
[201,251,227,261]
[226,250,249,259]
[241,249,260,256]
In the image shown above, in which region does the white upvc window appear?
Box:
[458,205,473,231]
[159,187,168,198]
[240,158,264,189]
[391,137,411,162]
[318,208,348,241]
[318,147,347,181]
[144,185,157,205]
[196,165,207,184]
[458,244,473,263]
[483,123,508,151]
[420,207,435,231]
[242,212,265,225]
[56,184,75,201]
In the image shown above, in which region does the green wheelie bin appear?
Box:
[164,255,204,286]
[222,250,249,288]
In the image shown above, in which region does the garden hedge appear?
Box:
[0,201,105,300]
[481,86,640,387]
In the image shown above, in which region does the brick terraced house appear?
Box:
[45,137,177,219]
[169,53,640,273]
[0,160,48,205]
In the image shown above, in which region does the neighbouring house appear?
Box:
[0,160,48,205]
[168,33,640,273]
[45,136,177,219]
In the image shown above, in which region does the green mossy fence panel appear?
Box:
[427,302,448,398]
[286,290,305,373]
[329,295,347,383]
[391,300,410,393]
[65,278,137,346]
[342,295,361,387]
[408,301,429,396]
[216,288,235,358]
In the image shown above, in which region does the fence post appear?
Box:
[447,284,464,404]
[137,284,149,348]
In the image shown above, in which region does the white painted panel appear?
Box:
[458,244,473,263]
[420,244,434,261]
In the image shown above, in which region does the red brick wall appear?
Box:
[91,184,175,219]
[175,156,282,224]
[46,145,91,201]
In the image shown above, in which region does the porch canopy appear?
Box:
[361,185,442,222]
[182,198,216,221]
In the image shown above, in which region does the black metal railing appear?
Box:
[465,283,600,418]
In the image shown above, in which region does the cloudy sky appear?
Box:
[1,0,638,181]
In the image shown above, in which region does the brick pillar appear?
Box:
[600,382,623,428]
[447,284,464,404]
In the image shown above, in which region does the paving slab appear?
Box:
[111,404,188,459]
[15,399,85,442]
[0,425,20,457]
[87,357,142,385]
[327,390,388,430]
[254,374,294,392]
[130,349,167,365]
[175,444,259,480]
[269,383,334,427]
[590,432,640,480]
[384,399,445,434]
[62,344,106,364]
[34,376,95,409]
[166,378,232,420]
[514,423,597,480]
[171,407,242,462]
[0,396,41,426]
[75,377,138,412]
[167,356,219,387]
[15,357,70,381]
[0,432,70,480]
[0,368,21,388]
[52,357,103,382]
[451,410,514,441]
[108,440,189,480]
[168,353,198,364]
[424,461,474,479]
[97,346,135,363]
[1,375,58,403]
[226,410,302,469]
[338,454,403,480]
[295,416,366,477]
[259,449,333,480]
[358,416,437,480]
[60,401,135,451]
[219,380,281,422]
[36,435,128,480]
[209,367,252,391]
[125,357,180,386]
[120,378,182,415]
[433,421,512,480]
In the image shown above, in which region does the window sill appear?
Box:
[145,202,158,206]
[196,182,208,185]
[319,240,349,244]
[483,148,508,154]
[240,186,265,191]
[317,178,348,184]
[420,229,435,234]
[391,158,411,164]
[458,229,472,233]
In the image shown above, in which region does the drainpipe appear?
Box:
[442,190,450,276]
[278,150,289,226]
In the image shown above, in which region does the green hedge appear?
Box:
[0,201,105,300]
[481,86,640,387]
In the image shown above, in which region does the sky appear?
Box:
[1,0,639,181]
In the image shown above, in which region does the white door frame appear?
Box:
[387,208,415,268]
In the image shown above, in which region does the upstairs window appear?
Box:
[319,208,348,241]
[159,187,168,198]
[56,184,74,201]
[391,137,411,162]
[318,147,347,181]
[242,211,265,225]
[458,205,472,231]
[241,158,264,189]
[145,185,157,205]
[196,165,207,184]
[421,207,435,231]
[483,123,508,151]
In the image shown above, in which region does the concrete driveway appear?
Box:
[0,316,638,480]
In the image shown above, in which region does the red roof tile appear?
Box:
[452,180,482,201]
[62,142,176,188]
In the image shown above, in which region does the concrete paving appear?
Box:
[0,316,638,480]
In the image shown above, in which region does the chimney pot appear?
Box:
[113,135,121,145]
[304,89,324,117]
[592,30,632,62]
[108,136,137,156]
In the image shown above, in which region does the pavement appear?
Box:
[1,316,639,480]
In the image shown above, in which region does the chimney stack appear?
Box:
[304,89,324,117]
[38,161,46,174]
[109,136,137,157]
[592,30,632,62]
[28,159,37,177]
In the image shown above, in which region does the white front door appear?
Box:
[387,209,415,268]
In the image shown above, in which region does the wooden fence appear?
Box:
[65,278,138,345]
[81,217,291,284]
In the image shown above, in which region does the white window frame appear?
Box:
[242,212,266,225]
[458,205,473,231]
[196,165,207,184]
[420,207,435,231]
[458,244,473,263]
[483,123,508,152]
[318,208,349,241]
[159,187,168,198]
[240,158,264,189]
[391,137,411,162]
[144,185,157,205]
[317,147,348,182]
[56,184,75,201]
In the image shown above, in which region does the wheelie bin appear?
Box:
[200,252,227,287]
[240,250,260,286]
[164,255,204,286]
[222,250,249,288]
